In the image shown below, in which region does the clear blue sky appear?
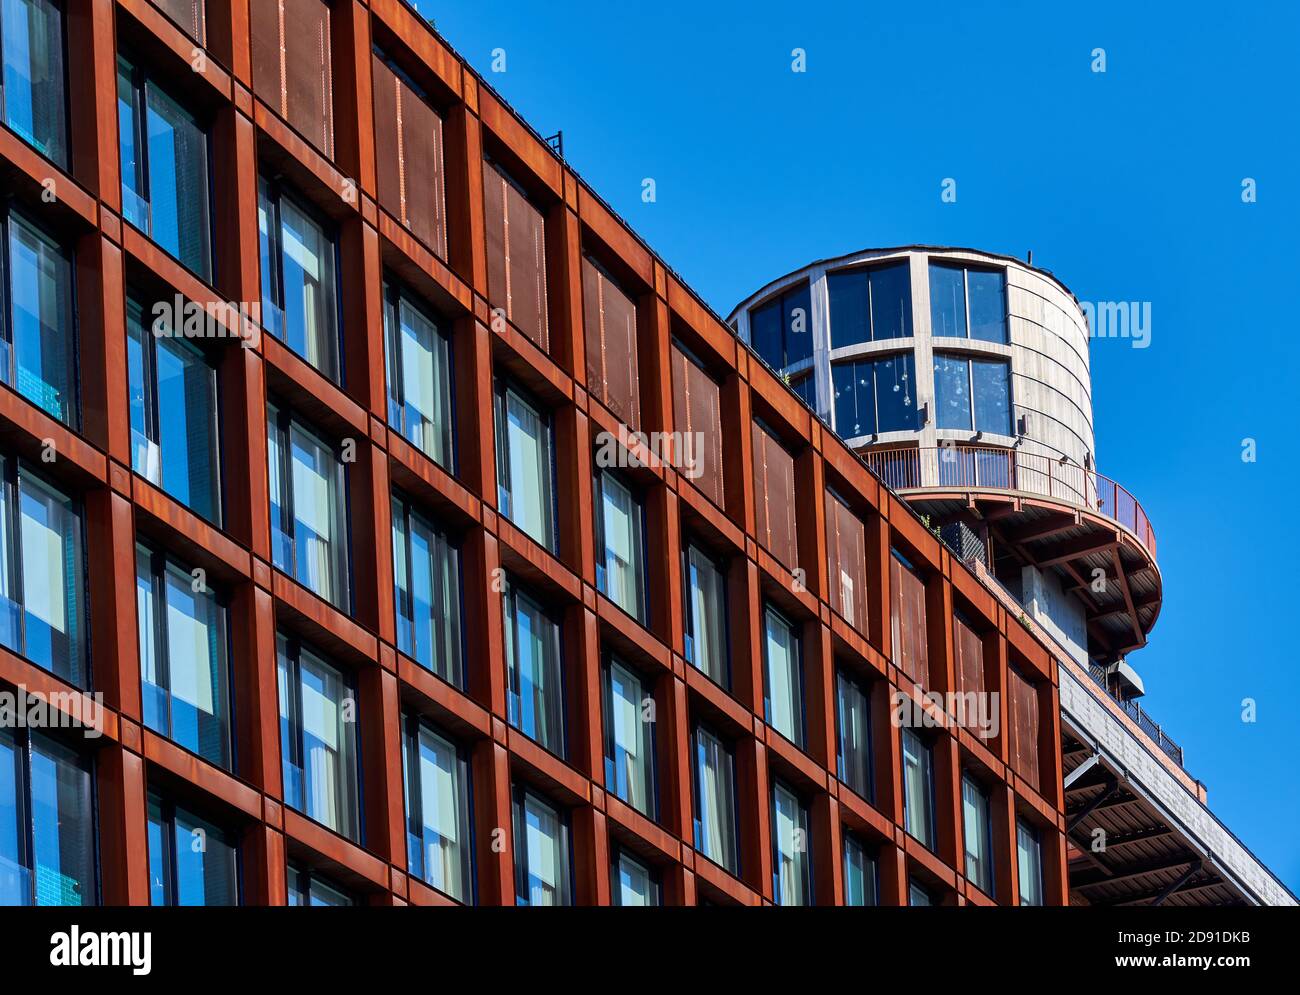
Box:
[420,0,1300,891]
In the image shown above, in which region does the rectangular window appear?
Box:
[267,403,349,609]
[0,728,95,905]
[582,255,640,427]
[1,209,75,425]
[136,544,231,769]
[890,550,928,689]
[612,849,659,906]
[843,833,877,906]
[249,0,334,158]
[749,282,811,370]
[836,670,872,800]
[929,262,1007,343]
[595,470,646,622]
[604,657,655,819]
[683,542,727,688]
[934,353,1012,436]
[771,781,811,906]
[258,179,340,381]
[513,787,570,906]
[0,456,85,686]
[402,716,473,903]
[383,280,453,468]
[1017,819,1043,906]
[117,56,211,280]
[371,51,447,256]
[483,160,548,350]
[127,297,221,523]
[762,605,803,747]
[502,577,564,757]
[692,726,738,875]
[831,352,919,439]
[494,381,555,552]
[0,0,67,166]
[828,261,912,348]
[147,792,238,905]
[287,861,352,906]
[277,636,360,841]
[391,494,462,687]
[962,775,993,896]
[901,727,935,850]
[908,879,933,906]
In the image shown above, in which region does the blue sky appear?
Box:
[420,0,1300,891]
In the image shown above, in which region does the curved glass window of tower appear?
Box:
[0,0,67,167]
[117,57,211,280]
[258,178,340,381]
[934,353,1011,435]
[596,471,646,622]
[933,353,972,431]
[2,211,76,427]
[391,494,462,687]
[604,657,655,818]
[147,793,239,905]
[749,282,812,370]
[828,261,912,348]
[383,281,454,469]
[136,544,231,770]
[929,262,1007,343]
[402,717,473,903]
[0,457,85,687]
[972,358,1012,434]
[831,352,919,438]
[0,728,95,905]
[763,605,804,747]
[127,297,221,525]
[277,637,361,842]
[772,781,811,905]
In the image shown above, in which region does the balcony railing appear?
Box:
[1086,664,1185,768]
[863,445,1156,560]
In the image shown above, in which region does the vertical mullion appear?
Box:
[151,550,171,736]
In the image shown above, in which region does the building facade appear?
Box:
[0,0,1287,908]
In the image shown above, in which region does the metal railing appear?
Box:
[863,445,1156,559]
[1087,663,1184,767]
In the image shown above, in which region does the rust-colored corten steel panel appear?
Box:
[0,0,1070,907]
[825,490,868,635]
[890,553,928,688]
[581,256,640,428]
[153,0,204,41]
[482,160,548,350]
[372,53,448,259]
[251,0,335,159]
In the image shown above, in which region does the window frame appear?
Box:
[690,723,740,877]
[826,259,914,348]
[901,726,937,851]
[286,860,354,906]
[601,654,658,821]
[146,790,240,906]
[842,831,879,906]
[593,467,648,624]
[835,668,874,802]
[761,602,806,749]
[493,378,558,553]
[611,847,661,907]
[511,785,572,907]
[928,261,1008,343]
[382,276,455,470]
[961,772,995,897]
[681,539,730,690]
[749,281,813,370]
[830,351,919,439]
[0,0,71,167]
[501,575,566,759]
[401,713,475,904]
[770,778,812,906]
[933,351,1013,436]
[1017,817,1045,906]
[390,491,464,688]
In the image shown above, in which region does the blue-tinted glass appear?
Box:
[144,82,210,279]
[968,269,1007,343]
[789,373,815,409]
[832,360,874,438]
[750,297,783,369]
[28,734,93,905]
[869,262,913,340]
[934,354,972,431]
[929,263,966,337]
[146,799,167,905]
[782,283,813,365]
[7,217,74,424]
[844,835,876,906]
[274,197,337,379]
[972,358,1011,434]
[116,59,148,229]
[267,409,293,575]
[507,589,563,754]
[256,179,282,337]
[155,337,218,522]
[18,473,82,685]
[0,731,26,903]
[1,0,67,166]
[172,810,236,905]
[127,303,150,472]
[161,563,228,767]
[874,353,918,432]
[827,270,869,348]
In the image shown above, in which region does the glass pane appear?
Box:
[7,216,74,424]
[749,297,783,369]
[763,607,801,746]
[502,390,553,550]
[928,262,966,338]
[518,792,568,906]
[598,473,643,620]
[902,729,932,848]
[968,269,1007,343]
[1,0,67,166]
[827,269,869,349]
[606,660,651,816]
[116,59,149,229]
[972,358,1012,435]
[18,471,82,686]
[909,880,933,906]
[615,852,657,906]
[1017,820,1043,905]
[29,733,94,905]
[145,81,211,279]
[290,423,346,609]
[136,547,167,737]
[171,806,237,905]
[782,283,813,366]
[963,777,992,894]
[409,724,470,902]
[685,545,726,686]
[277,197,338,380]
[836,672,871,799]
[694,729,737,873]
[772,783,809,906]
[257,178,282,338]
[832,359,874,439]
[933,353,972,431]
[869,261,913,340]
[873,353,917,432]
[0,730,29,903]
[843,834,877,907]
[402,507,461,687]
[126,300,157,482]
[283,647,359,841]
[392,296,452,467]
[156,336,219,522]
[505,586,564,756]
[163,560,228,767]
[266,408,293,575]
